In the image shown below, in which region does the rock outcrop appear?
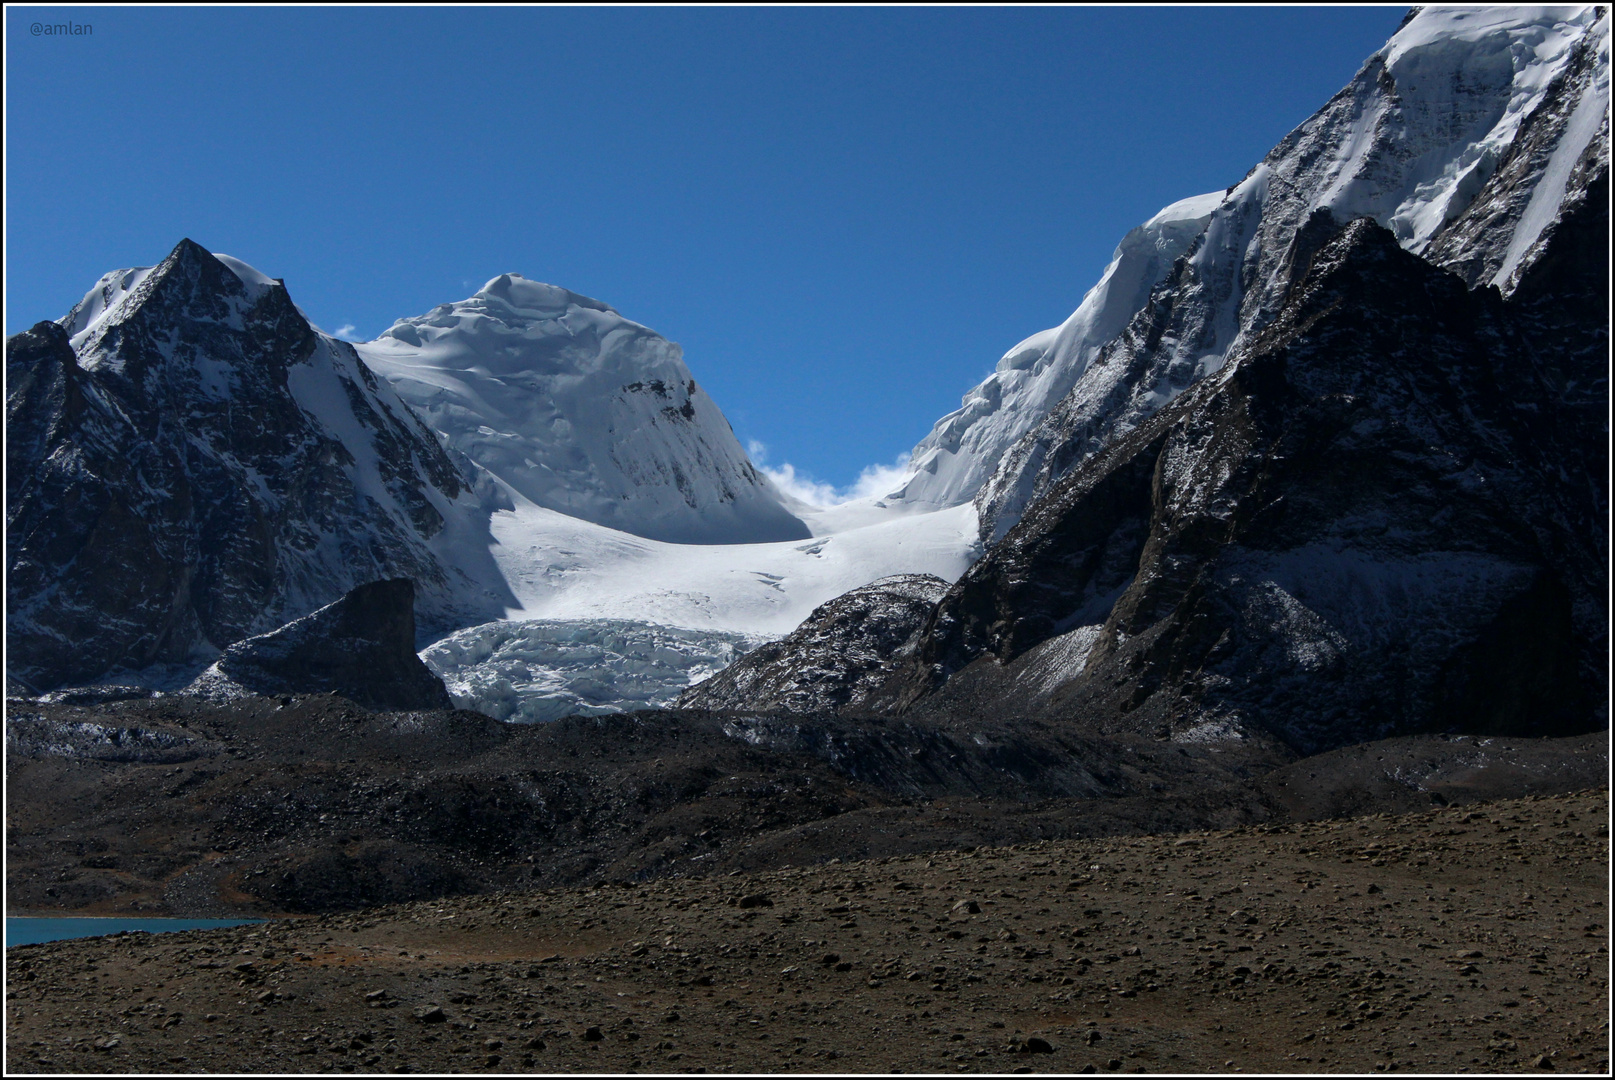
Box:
[186,579,453,712]
[677,574,949,713]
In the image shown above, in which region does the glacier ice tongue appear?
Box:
[421,618,765,723]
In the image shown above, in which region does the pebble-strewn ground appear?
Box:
[7,790,1608,1074]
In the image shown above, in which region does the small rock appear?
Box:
[737,893,774,909]
[1025,1036,1054,1053]
[413,1005,446,1024]
[525,1038,546,1051]
[254,990,276,1003]
[952,899,981,914]
[364,990,388,1002]
[583,1026,604,1042]
[1534,1054,1555,1070]
[484,1038,502,1051]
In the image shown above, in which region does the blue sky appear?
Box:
[7,5,1406,493]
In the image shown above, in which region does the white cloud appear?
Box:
[748,440,913,508]
[332,323,363,342]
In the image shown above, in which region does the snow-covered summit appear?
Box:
[893,4,1608,542]
[357,274,809,546]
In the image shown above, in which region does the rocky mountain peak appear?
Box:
[6,242,512,691]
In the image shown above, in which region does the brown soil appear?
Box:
[7,789,1608,1075]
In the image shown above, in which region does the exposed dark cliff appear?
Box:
[884,209,1605,753]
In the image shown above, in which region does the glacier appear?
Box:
[420,618,765,724]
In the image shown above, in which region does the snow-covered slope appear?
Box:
[887,5,1609,543]
[7,240,513,690]
[357,275,808,545]
[409,492,979,722]
[487,491,979,638]
[889,190,1225,512]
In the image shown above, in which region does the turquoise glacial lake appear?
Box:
[6,917,266,947]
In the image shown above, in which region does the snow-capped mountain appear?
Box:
[689,5,1609,754]
[889,6,1610,542]
[5,244,980,707]
[357,275,809,546]
[6,240,512,691]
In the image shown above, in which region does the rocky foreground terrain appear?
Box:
[7,687,1606,918]
[7,788,1608,1074]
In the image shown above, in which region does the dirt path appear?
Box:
[7,789,1608,1074]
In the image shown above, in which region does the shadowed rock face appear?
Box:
[676,574,949,714]
[189,579,452,712]
[882,209,1606,754]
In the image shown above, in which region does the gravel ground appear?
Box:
[7,789,1608,1074]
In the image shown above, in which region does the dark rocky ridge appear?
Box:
[885,210,1607,753]
[677,574,948,713]
[5,240,510,691]
[186,579,453,712]
[714,194,1606,758]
